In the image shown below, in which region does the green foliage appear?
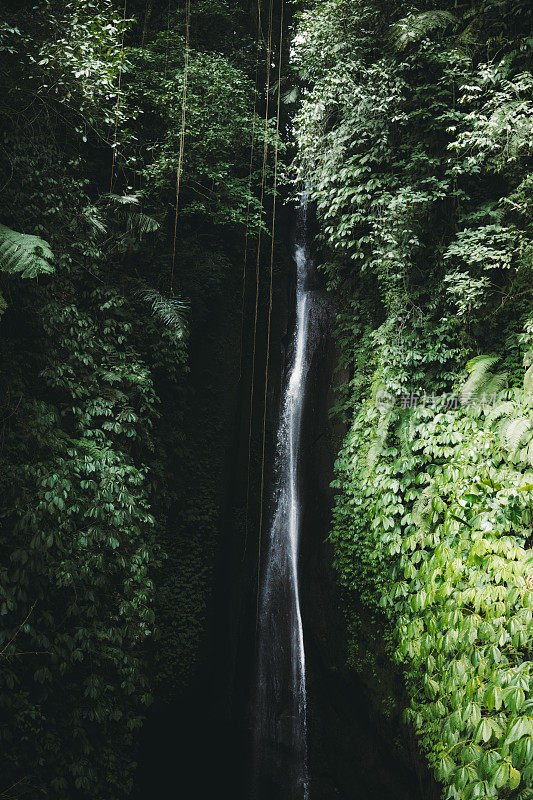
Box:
[293,0,533,796]
[460,355,504,404]
[0,285,160,797]
[330,361,533,800]
[293,0,532,371]
[391,11,457,51]
[0,0,273,796]
[140,287,188,344]
[129,37,279,231]
[0,225,54,278]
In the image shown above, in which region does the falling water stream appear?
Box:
[254,196,324,800]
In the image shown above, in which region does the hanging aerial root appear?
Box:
[256,0,284,627]
[243,0,275,562]
[109,0,128,192]
[170,0,191,292]
[239,40,262,381]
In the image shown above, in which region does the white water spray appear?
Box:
[254,196,322,800]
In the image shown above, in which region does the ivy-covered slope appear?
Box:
[291,1,533,798]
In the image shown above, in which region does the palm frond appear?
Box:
[390,10,457,51]
[0,224,54,279]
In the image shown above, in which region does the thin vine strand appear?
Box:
[243,0,275,560]
[239,18,263,380]
[109,0,128,192]
[256,0,284,626]
[170,0,191,291]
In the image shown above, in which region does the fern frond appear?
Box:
[72,438,113,461]
[522,438,533,468]
[0,224,54,278]
[466,354,499,373]
[127,212,160,236]
[140,287,188,340]
[412,482,438,534]
[102,194,159,237]
[367,409,393,471]
[507,114,532,159]
[459,354,502,405]
[390,10,457,51]
[498,416,531,453]
[482,372,507,401]
[105,193,140,205]
[485,400,516,426]
[397,411,414,458]
[82,206,107,234]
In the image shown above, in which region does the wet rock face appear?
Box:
[298,349,420,799]
[295,206,437,800]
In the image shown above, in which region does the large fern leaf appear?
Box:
[103,194,160,237]
[82,205,107,234]
[140,288,188,340]
[460,354,504,405]
[390,10,457,50]
[482,371,508,401]
[521,438,533,468]
[127,212,160,236]
[72,438,113,462]
[486,399,516,426]
[498,416,531,453]
[0,224,54,278]
[105,193,140,206]
[411,482,439,534]
[397,411,415,458]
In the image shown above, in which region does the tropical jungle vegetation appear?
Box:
[293,1,533,798]
[0,0,531,798]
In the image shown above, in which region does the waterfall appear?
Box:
[254,196,322,800]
